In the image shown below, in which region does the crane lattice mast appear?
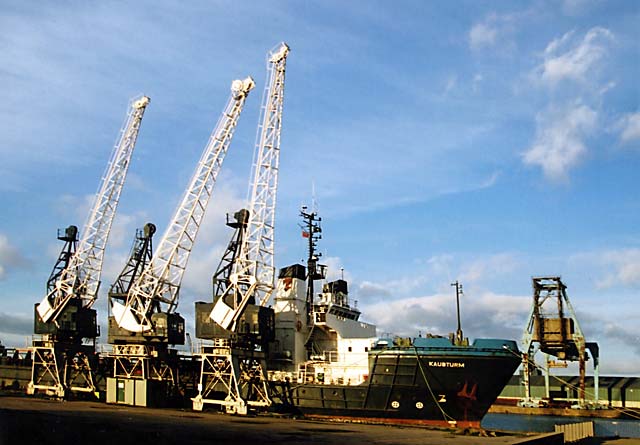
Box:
[36,96,150,324]
[112,78,255,333]
[210,43,290,331]
[108,223,156,302]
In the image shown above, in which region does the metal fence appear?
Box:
[554,421,594,443]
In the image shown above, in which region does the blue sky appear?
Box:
[0,1,639,375]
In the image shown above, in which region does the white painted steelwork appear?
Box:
[210,42,290,331]
[113,78,254,332]
[36,96,150,323]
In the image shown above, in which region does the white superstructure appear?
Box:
[271,266,377,386]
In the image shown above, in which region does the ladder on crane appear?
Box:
[28,95,150,398]
[192,42,290,414]
[105,77,254,406]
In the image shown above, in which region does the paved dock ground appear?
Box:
[0,396,638,445]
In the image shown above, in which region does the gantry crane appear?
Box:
[192,42,290,414]
[521,277,600,408]
[106,78,254,406]
[28,95,150,398]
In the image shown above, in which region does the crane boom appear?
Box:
[36,96,150,324]
[210,43,289,331]
[112,78,255,333]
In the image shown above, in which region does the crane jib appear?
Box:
[36,96,150,325]
[208,42,289,330]
[113,78,255,334]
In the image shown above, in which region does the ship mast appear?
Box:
[451,280,464,346]
[300,206,325,323]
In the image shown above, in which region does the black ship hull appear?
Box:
[288,341,521,427]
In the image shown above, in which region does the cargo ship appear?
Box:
[266,208,522,427]
[0,207,520,428]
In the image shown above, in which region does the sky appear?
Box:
[0,1,638,376]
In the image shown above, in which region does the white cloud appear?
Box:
[469,22,498,50]
[357,281,392,300]
[108,211,150,250]
[169,177,254,301]
[568,248,640,291]
[320,256,350,283]
[54,194,94,223]
[523,103,597,181]
[593,248,640,289]
[181,244,227,298]
[362,290,530,340]
[468,9,532,52]
[537,27,613,86]
[425,254,455,279]
[524,27,616,182]
[0,234,29,280]
[597,80,616,97]
[616,112,640,144]
[459,253,519,284]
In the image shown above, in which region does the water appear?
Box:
[482,413,640,438]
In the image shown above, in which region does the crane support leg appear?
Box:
[191,339,270,414]
[27,338,96,398]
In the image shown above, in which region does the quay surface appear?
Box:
[2,395,639,445]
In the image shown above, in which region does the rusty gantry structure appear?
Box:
[521,276,600,408]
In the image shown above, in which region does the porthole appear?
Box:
[415,402,424,409]
[391,400,400,409]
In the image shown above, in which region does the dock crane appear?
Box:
[28,95,150,398]
[108,223,156,307]
[192,42,290,414]
[521,277,600,408]
[106,77,254,406]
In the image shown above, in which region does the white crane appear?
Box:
[112,78,255,334]
[210,42,290,331]
[192,42,290,414]
[36,95,150,324]
[28,96,149,398]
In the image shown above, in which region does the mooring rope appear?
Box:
[413,346,457,424]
